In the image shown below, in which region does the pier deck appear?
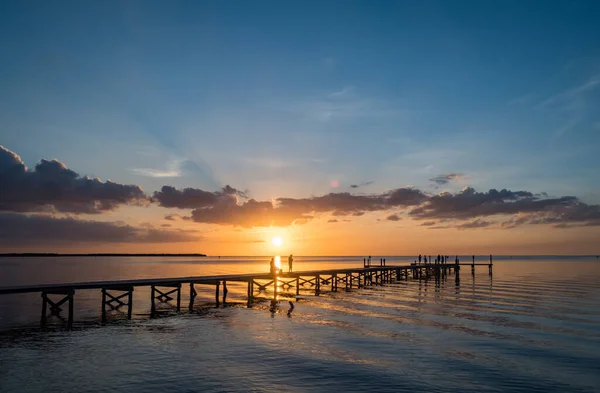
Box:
[0,262,492,328]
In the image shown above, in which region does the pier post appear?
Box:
[68,290,74,328]
[315,274,320,296]
[247,281,253,307]
[215,281,220,306]
[295,277,300,297]
[189,283,197,311]
[151,286,156,315]
[41,292,47,327]
[176,283,181,312]
[101,288,107,322]
[223,281,228,304]
[128,289,133,319]
[274,277,278,299]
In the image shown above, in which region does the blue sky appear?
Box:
[1,0,600,204]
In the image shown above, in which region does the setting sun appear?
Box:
[272,236,283,247]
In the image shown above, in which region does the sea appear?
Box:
[0,256,599,393]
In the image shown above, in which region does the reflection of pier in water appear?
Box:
[0,260,492,329]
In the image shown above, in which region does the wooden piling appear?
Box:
[215,281,220,306]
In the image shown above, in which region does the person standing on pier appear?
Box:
[270,257,276,276]
[418,254,422,264]
[288,254,294,273]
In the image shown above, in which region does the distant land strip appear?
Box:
[0,253,207,257]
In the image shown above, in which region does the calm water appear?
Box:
[0,256,599,392]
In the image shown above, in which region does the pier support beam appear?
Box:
[41,289,74,329]
[189,283,197,311]
[247,280,254,307]
[151,284,181,315]
[101,286,133,322]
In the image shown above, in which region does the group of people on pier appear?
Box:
[417,254,458,264]
[269,254,294,276]
[416,254,492,265]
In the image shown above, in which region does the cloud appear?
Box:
[429,173,465,185]
[153,185,426,227]
[0,146,146,214]
[0,213,201,245]
[327,219,339,223]
[386,214,401,221]
[456,219,493,230]
[349,181,374,189]
[153,185,247,209]
[408,187,575,220]
[500,202,600,229]
[155,183,600,229]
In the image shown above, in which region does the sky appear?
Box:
[1,1,599,255]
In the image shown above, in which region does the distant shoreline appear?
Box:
[0,253,207,257]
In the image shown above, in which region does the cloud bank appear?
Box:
[0,146,145,214]
[2,146,599,232]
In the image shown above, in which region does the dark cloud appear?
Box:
[429,173,465,185]
[327,219,339,223]
[456,219,493,230]
[500,202,600,229]
[152,185,247,209]
[155,184,600,229]
[386,214,401,221]
[420,221,436,226]
[179,186,425,227]
[0,146,145,214]
[408,187,574,220]
[349,181,374,189]
[0,213,201,245]
[161,223,172,228]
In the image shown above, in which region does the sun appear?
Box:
[271,236,283,247]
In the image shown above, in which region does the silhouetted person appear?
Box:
[288,254,294,272]
[270,257,276,276]
[368,255,371,266]
[472,255,475,264]
[424,256,428,263]
[418,254,422,263]
[455,256,459,264]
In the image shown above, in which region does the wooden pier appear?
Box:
[0,261,492,329]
